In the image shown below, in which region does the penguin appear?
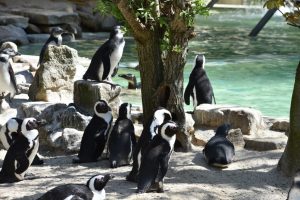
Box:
[0,117,45,165]
[83,26,125,85]
[126,107,172,182]
[118,73,141,89]
[0,47,20,99]
[37,174,114,200]
[0,118,40,183]
[137,120,178,193]
[287,171,300,200]
[37,27,65,67]
[108,103,136,168]
[203,123,235,168]
[73,100,113,163]
[184,54,215,109]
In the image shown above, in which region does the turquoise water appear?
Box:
[19,9,300,118]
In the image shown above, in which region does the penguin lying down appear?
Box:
[37,174,114,200]
[203,123,235,168]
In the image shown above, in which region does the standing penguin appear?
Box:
[0,117,45,165]
[37,27,65,67]
[126,107,172,182]
[0,48,20,99]
[137,120,178,193]
[37,174,114,200]
[108,103,136,168]
[73,100,113,163]
[0,118,40,183]
[184,54,215,109]
[203,123,235,168]
[83,26,125,84]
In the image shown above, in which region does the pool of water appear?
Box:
[19,9,300,118]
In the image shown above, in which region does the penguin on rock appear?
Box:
[37,27,65,67]
[0,48,20,100]
[184,54,215,109]
[37,174,114,200]
[83,26,125,87]
[126,107,172,182]
[137,120,178,193]
[0,117,45,165]
[0,118,41,183]
[108,103,136,168]
[73,100,113,163]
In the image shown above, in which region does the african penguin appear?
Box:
[126,107,172,182]
[0,48,20,99]
[137,120,178,193]
[184,54,215,109]
[288,171,300,200]
[83,26,125,85]
[118,73,141,89]
[0,118,40,183]
[108,103,136,168]
[37,174,114,200]
[203,123,235,168]
[37,27,65,67]
[73,100,113,163]
[0,117,45,165]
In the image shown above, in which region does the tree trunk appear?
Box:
[278,61,300,176]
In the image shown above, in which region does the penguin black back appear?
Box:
[203,123,235,168]
[184,54,215,108]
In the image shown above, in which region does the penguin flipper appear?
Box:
[8,63,18,95]
[157,152,171,182]
[102,53,111,81]
[15,153,30,174]
[184,81,194,105]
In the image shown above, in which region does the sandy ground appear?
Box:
[0,147,291,200]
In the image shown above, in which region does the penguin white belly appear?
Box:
[0,63,14,95]
[92,189,105,200]
[109,41,125,76]
[193,87,198,109]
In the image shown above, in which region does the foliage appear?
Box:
[264,0,300,28]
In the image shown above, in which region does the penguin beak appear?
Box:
[14,51,21,56]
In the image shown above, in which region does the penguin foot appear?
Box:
[32,156,44,165]
[126,174,137,182]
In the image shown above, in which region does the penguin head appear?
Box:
[159,120,179,141]
[94,100,111,116]
[194,54,205,69]
[51,27,65,37]
[21,118,40,141]
[215,123,231,137]
[118,102,132,119]
[109,26,124,39]
[150,107,172,136]
[0,48,21,61]
[0,42,18,53]
[118,73,136,84]
[87,174,114,192]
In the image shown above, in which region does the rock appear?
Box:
[9,8,79,26]
[131,110,143,124]
[270,118,289,133]
[134,123,144,139]
[244,130,288,151]
[20,101,55,118]
[27,34,49,43]
[191,128,215,146]
[28,45,78,104]
[193,104,266,135]
[0,25,29,45]
[25,23,41,34]
[15,70,34,85]
[61,106,92,131]
[99,15,118,31]
[185,112,195,135]
[48,128,83,153]
[227,128,245,149]
[73,80,121,117]
[0,109,17,127]
[0,13,28,28]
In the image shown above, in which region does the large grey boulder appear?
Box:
[73,80,121,117]
[28,45,79,104]
[0,25,29,45]
[193,104,266,135]
[9,8,79,26]
[0,13,28,28]
[61,106,92,131]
